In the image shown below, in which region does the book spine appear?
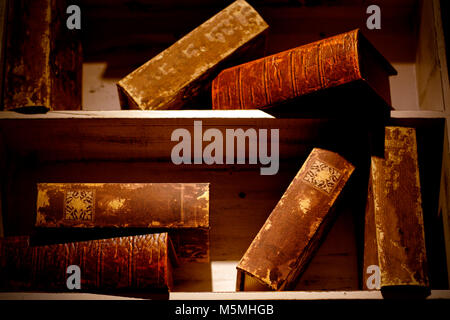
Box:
[212,29,361,110]
[236,148,354,291]
[0,0,7,110]
[117,0,268,110]
[2,0,82,111]
[36,183,209,229]
[0,233,172,291]
[369,127,429,296]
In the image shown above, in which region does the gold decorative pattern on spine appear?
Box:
[303,159,342,194]
[64,190,95,221]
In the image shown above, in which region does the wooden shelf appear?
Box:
[0,111,448,295]
[1,290,450,300]
[1,0,449,300]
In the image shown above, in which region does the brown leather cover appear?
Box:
[236,148,354,291]
[36,183,209,229]
[365,127,430,297]
[117,0,268,110]
[35,183,210,263]
[212,29,396,111]
[2,0,82,111]
[0,233,174,292]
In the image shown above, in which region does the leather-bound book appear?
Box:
[35,183,210,263]
[2,0,82,111]
[0,233,176,292]
[117,0,268,110]
[212,29,396,112]
[364,127,430,298]
[236,148,354,291]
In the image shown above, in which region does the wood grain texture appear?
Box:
[2,0,82,111]
[369,126,430,297]
[0,233,174,292]
[117,0,268,110]
[36,183,209,228]
[212,29,396,111]
[236,148,355,291]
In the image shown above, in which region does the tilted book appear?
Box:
[35,183,210,263]
[236,148,354,291]
[0,233,176,292]
[212,29,396,112]
[117,0,268,110]
[364,127,430,298]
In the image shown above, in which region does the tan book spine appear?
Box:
[116,0,268,110]
[366,126,430,297]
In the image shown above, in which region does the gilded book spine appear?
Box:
[0,233,174,291]
[36,183,209,228]
[237,148,354,291]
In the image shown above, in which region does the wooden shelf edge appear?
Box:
[391,110,449,119]
[0,109,448,120]
[0,292,144,300]
[0,110,275,120]
[169,290,450,300]
[1,290,449,300]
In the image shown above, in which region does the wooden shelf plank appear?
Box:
[1,290,449,300]
[0,110,274,119]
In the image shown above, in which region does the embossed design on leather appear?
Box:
[303,160,342,193]
[64,190,95,221]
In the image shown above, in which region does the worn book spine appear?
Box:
[35,183,210,263]
[212,29,396,111]
[0,0,7,109]
[0,233,175,291]
[236,148,355,291]
[117,0,268,110]
[36,183,209,228]
[365,127,430,297]
[2,0,82,111]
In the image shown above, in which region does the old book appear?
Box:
[0,0,7,109]
[212,29,396,111]
[364,127,430,298]
[2,0,82,111]
[35,183,210,263]
[236,148,355,291]
[0,233,176,292]
[117,0,268,110]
